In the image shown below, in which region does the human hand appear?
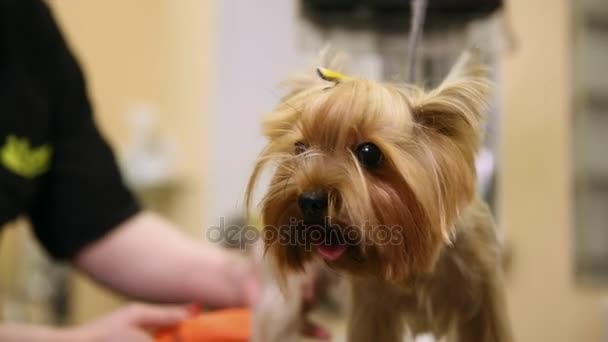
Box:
[67,303,193,342]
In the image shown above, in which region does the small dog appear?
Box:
[247,49,512,342]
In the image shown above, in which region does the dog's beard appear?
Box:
[259,155,445,285]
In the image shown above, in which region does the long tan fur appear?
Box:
[246,49,512,342]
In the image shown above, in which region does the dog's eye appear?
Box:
[294,142,308,155]
[356,143,383,169]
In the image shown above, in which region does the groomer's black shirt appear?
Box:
[0,0,140,259]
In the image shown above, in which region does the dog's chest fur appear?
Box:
[349,198,504,339]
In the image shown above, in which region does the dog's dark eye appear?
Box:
[294,142,308,155]
[356,143,383,169]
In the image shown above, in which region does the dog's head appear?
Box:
[246,50,490,284]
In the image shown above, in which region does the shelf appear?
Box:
[585,11,608,31]
[587,90,608,110]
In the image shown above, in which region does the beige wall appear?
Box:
[48,0,216,323]
[501,0,607,341]
[0,222,23,316]
[49,0,163,148]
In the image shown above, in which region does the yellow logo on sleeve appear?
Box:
[1,135,52,179]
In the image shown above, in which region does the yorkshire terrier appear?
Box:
[247,49,512,342]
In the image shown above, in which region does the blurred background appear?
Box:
[0,0,607,341]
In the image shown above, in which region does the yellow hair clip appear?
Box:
[316,67,351,83]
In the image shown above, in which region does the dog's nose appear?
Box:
[298,190,328,222]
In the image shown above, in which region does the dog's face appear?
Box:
[247,51,490,283]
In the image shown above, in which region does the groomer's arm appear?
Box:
[74,211,257,307]
[21,0,256,310]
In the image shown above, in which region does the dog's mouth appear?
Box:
[316,243,348,261]
[307,221,352,262]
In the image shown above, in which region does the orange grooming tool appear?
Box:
[155,308,252,342]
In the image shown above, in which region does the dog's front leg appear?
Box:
[251,256,305,342]
[455,274,512,342]
[347,279,405,342]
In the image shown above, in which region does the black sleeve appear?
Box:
[24,0,141,259]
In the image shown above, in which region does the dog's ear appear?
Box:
[410,49,491,151]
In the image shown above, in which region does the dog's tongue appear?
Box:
[316,244,347,261]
